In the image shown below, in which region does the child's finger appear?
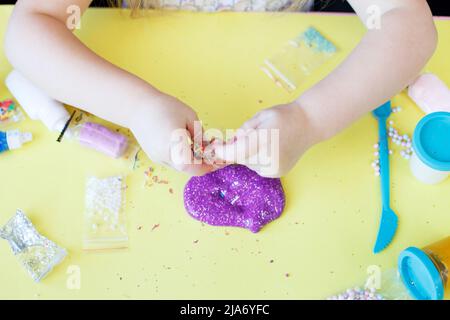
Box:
[186,114,203,143]
[175,162,214,176]
[212,130,261,164]
[169,128,194,166]
[168,125,214,176]
[240,111,266,130]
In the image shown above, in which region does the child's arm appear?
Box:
[215,0,437,177]
[5,0,211,175]
[299,0,437,141]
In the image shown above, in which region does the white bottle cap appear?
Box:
[39,109,70,132]
[6,130,33,150]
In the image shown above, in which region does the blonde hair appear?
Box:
[113,0,311,14]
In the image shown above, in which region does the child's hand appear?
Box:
[131,93,213,176]
[213,102,319,177]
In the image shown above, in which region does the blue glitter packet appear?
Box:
[261,27,337,92]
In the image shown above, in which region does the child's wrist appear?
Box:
[127,89,166,130]
[290,98,325,147]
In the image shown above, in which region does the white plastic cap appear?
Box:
[6,130,33,150]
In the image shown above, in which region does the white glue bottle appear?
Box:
[0,130,33,154]
[5,70,70,132]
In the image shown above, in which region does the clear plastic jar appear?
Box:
[399,237,450,300]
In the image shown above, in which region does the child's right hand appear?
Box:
[130,93,214,176]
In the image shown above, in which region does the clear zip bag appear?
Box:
[261,27,337,92]
[83,175,129,250]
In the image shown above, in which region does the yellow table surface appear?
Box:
[1,6,450,300]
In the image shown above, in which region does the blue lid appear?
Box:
[398,247,444,300]
[0,131,9,153]
[413,112,450,171]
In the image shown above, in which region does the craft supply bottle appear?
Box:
[0,130,32,154]
[408,73,450,114]
[76,122,128,158]
[331,236,450,300]
[410,112,450,184]
[398,236,450,300]
[5,70,70,132]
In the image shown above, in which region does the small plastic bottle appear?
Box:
[76,122,129,158]
[399,236,450,300]
[5,70,70,132]
[0,130,33,154]
[410,112,450,184]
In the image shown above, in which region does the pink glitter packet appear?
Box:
[78,122,129,158]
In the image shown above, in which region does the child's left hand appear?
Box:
[213,101,319,177]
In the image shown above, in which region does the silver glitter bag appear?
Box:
[0,209,67,282]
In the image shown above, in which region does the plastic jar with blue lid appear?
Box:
[410,112,450,184]
[398,237,450,300]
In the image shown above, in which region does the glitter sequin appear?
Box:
[183,164,285,233]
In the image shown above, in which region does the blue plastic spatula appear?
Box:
[372,101,398,254]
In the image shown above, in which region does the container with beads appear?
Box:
[0,99,23,128]
[399,236,450,300]
[328,269,411,300]
[330,236,450,300]
[83,175,128,250]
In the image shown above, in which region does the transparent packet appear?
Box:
[0,209,67,282]
[329,268,413,300]
[0,99,24,128]
[261,27,337,92]
[83,175,129,251]
[60,110,140,164]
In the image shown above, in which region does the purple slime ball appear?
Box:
[184,164,285,233]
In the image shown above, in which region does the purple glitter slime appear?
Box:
[184,165,285,233]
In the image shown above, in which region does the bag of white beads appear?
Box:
[328,269,412,300]
[83,175,129,250]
